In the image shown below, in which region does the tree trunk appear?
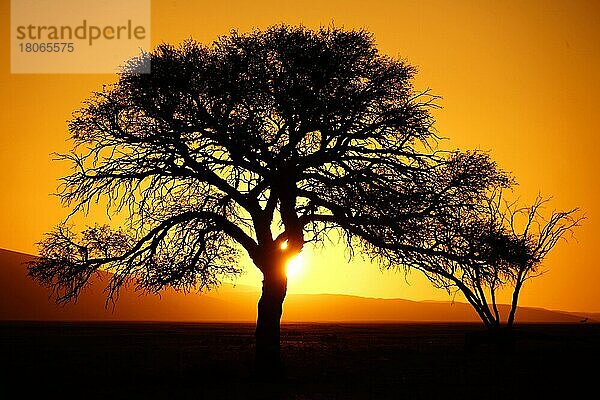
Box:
[255,264,288,376]
[507,280,524,329]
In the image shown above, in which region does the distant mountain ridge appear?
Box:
[0,248,595,323]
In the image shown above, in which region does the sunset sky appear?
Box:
[1,0,599,312]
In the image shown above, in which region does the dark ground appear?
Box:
[1,322,598,399]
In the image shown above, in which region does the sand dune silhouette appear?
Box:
[0,248,593,323]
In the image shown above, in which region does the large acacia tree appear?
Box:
[30,25,486,371]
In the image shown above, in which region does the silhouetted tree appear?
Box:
[368,163,582,331]
[484,192,582,329]
[28,25,492,373]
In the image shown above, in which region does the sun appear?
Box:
[285,252,305,280]
[279,240,305,279]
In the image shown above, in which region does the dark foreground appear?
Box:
[1,322,598,399]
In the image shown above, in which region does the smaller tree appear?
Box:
[488,193,582,328]
[365,153,583,331]
[414,190,581,330]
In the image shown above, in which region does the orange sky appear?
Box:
[1,0,599,312]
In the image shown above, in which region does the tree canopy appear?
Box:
[29,25,471,300]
